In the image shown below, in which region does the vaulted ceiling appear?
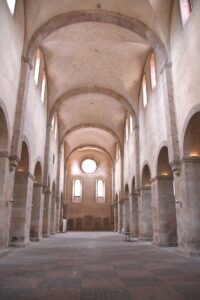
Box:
[25,0,173,162]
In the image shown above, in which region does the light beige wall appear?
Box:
[66,149,112,230]
[170,0,200,156]
[0,0,25,140]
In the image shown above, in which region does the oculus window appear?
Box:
[81,159,97,174]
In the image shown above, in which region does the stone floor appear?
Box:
[0,232,200,300]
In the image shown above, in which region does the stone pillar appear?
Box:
[0,152,12,248]
[130,192,139,236]
[173,158,200,256]
[50,193,56,235]
[42,190,52,237]
[56,200,61,233]
[30,183,44,241]
[118,199,123,233]
[139,187,153,240]
[151,176,177,246]
[9,172,33,247]
[123,197,130,231]
[113,203,118,231]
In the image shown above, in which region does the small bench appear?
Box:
[124,232,134,242]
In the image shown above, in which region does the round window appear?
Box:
[81,159,97,174]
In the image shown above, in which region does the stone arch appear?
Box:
[61,123,123,153]
[181,105,200,157]
[153,146,177,246]
[49,87,137,127]
[141,164,151,188]
[65,145,113,166]
[140,164,153,240]
[9,141,31,246]
[0,104,9,151]
[30,161,43,241]
[180,110,200,254]
[183,111,200,158]
[26,10,168,64]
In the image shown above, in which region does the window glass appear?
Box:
[41,72,46,103]
[125,118,129,142]
[97,179,104,198]
[150,54,156,90]
[51,116,55,131]
[7,0,16,15]
[142,74,147,108]
[34,49,40,85]
[73,179,81,197]
[129,115,133,134]
[180,0,192,26]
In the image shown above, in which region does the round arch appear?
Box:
[26,10,168,64]
[60,123,123,153]
[49,86,137,126]
[65,145,113,166]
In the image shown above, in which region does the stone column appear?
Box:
[123,197,130,231]
[56,200,61,233]
[139,187,153,240]
[30,183,44,241]
[50,193,56,235]
[0,152,12,248]
[9,172,34,247]
[42,190,52,237]
[113,203,118,231]
[151,176,177,246]
[130,191,139,236]
[118,199,123,233]
[173,158,200,256]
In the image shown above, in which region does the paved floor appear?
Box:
[0,232,200,300]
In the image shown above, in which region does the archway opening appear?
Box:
[30,161,43,241]
[0,107,9,247]
[140,165,153,240]
[9,142,30,246]
[182,112,200,253]
[155,147,177,246]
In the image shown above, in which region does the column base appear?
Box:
[9,241,30,248]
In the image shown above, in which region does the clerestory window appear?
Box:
[150,53,156,90]
[142,74,148,108]
[7,0,16,15]
[180,0,192,26]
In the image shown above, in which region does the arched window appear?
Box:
[125,117,129,142]
[73,179,82,197]
[150,53,156,90]
[7,0,16,15]
[51,116,55,131]
[96,179,105,198]
[40,72,46,103]
[129,115,133,134]
[142,74,148,108]
[34,49,41,85]
[54,119,57,140]
[180,0,192,26]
